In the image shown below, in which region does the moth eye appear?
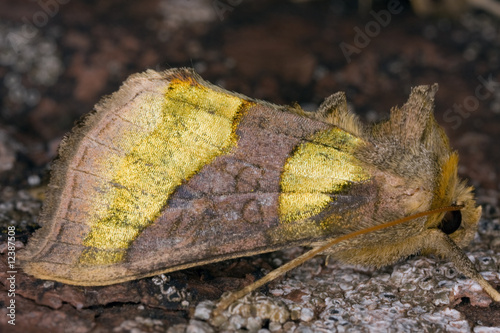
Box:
[439,210,462,234]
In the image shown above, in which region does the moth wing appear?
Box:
[20,68,375,285]
[125,100,375,282]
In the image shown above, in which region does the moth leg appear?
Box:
[420,229,500,302]
[325,254,333,267]
[214,246,326,315]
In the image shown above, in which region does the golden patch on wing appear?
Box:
[279,128,370,225]
[79,78,253,265]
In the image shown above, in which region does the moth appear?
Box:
[20,68,500,310]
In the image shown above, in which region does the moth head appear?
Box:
[431,171,482,249]
[443,192,482,251]
[371,83,482,249]
[424,145,482,250]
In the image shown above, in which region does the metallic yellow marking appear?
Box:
[279,128,369,224]
[80,79,253,265]
[279,193,333,223]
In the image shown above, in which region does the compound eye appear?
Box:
[439,210,462,235]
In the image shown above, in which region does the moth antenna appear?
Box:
[214,205,465,315]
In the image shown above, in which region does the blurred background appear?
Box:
[1,0,500,331]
